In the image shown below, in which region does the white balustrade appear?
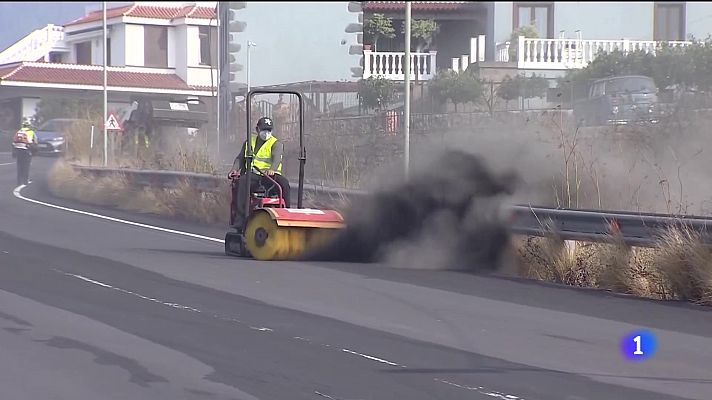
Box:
[504,36,693,70]
[496,41,511,62]
[362,50,437,80]
[0,24,67,65]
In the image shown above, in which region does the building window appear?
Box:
[513,2,554,39]
[199,26,217,66]
[106,38,111,66]
[144,26,168,68]
[49,52,62,63]
[75,41,91,64]
[655,2,685,41]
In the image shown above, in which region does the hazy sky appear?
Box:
[0,2,97,50]
[232,1,360,86]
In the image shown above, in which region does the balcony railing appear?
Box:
[363,50,437,80]
[0,24,67,65]
[495,36,692,70]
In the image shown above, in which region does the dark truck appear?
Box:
[573,75,662,127]
[121,97,209,155]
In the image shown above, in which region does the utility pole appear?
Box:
[246,41,256,94]
[216,2,221,163]
[403,1,411,178]
[103,1,108,166]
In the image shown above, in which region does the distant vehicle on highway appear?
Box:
[34,118,80,156]
[573,75,663,127]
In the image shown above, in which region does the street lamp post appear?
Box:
[404,2,411,177]
[103,1,108,166]
[246,41,256,94]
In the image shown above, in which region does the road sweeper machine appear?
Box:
[225,90,345,261]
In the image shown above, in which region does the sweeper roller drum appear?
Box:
[245,208,345,261]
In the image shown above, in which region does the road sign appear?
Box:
[105,112,122,131]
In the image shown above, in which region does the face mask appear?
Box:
[258,130,272,140]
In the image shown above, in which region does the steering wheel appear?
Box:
[252,166,282,199]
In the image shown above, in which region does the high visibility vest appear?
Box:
[12,128,35,149]
[134,133,150,148]
[245,134,282,174]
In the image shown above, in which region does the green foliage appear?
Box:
[508,25,539,61]
[557,38,712,98]
[358,76,396,111]
[34,97,101,126]
[429,69,483,111]
[402,19,439,52]
[364,13,395,51]
[497,74,550,102]
[403,19,439,40]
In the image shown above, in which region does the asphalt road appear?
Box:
[0,153,711,400]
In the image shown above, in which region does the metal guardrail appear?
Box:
[72,165,712,246]
[71,165,367,203]
[508,205,712,246]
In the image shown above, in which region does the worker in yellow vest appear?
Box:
[228,116,291,227]
[12,119,38,186]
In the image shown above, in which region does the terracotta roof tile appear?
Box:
[64,5,134,26]
[0,62,212,92]
[0,63,21,79]
[187,6,217,19]
[174,5,216,19]
[363,1,477,12]
[64,4,215,27]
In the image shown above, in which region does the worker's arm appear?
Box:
[268,141,284,175]
[229,141,247,177]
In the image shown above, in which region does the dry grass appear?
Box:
[62,115,105,165]
[652,226,712,305]
[514,225,712,306]
[49,161,230,225]
[48,161,130,206]
[126,146,218,175]
[153,180,230,224]
[50,159,348,226]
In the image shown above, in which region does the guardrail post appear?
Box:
[564,240,577,259]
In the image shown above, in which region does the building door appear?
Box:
[513,2,554,38]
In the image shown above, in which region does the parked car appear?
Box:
[573,75,662,127]
[34,118,80,156]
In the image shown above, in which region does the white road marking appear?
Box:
[59,270,420,378]
[8,183,526,393]
[0,162,14,166]
[341,348,405,367]
[13,185,225,244]
[69,273,113,288]
[249,326,273,332]
[435,379,524,400]
[58,270,203,313]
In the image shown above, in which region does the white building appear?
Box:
[0,1,218,133]
[484,1,712,73]
[358,1,712,79]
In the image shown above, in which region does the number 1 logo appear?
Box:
[633,335,643,355]
[621,330,656,361]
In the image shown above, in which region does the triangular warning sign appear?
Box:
[105,112,122,131]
